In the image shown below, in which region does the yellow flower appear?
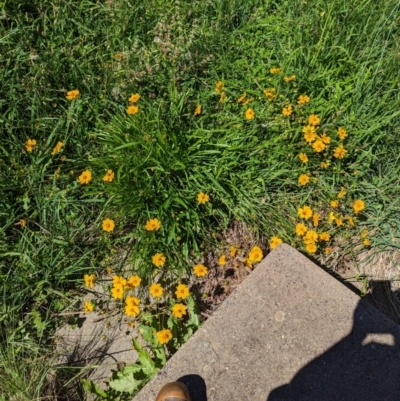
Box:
[129,93,141,103]
[218,255,227,266]
[145,218,161,231]
[194,104,202,116]
[101,169,114,183]
[325,247,333,255]
[51,141,63,156]
[328,211,336,223]
[337,127,347,140]
[124,296,140,317]
[363,238,370,246]
[347,216,355,227]
[125,275,141,289]
[263,88,276,100]
[237,93,247,103]
[319,232,331,241]
[215,81,224,93]
[270,236,282,249]
[284,75,296,82]
[338,187,346,199]
[25,138,37,152]
[298,206,313,219]
[312,140,326,153]
[219,92,226,103]
[175,284,190,299]
[299,153,308,163]
[152,253,166,267]
[335,217,343,226]
[302,125,316,143]
[19,219,27,228]
[330,200,339,208]
[297,95,310,105]
[298,174,310,186]
[270,67,282,74]
[172,303,187,319]
[102,218,115,232]
[306,243,317,254]
[313,213,320,227]
[333,145,347,159]
[157,329,173,344]
[230,246,237,257]
[84,301,94,313]
[113,275,127,287]
[84,274,95,288]
[149,283,163,298]
[295,223,308,236]
[308,114,320,126]
[320,133,331,144]
[197,192,210,204]
[243,97,254,105]
[303,230,318,244]
[361,229,369,238]
[244,258,253,268]
[193,264,208,277]
[78,170,92,185]
[66,89,80,100]
[111,284,124,299]
[282,105,293,116]
[353,199,365,214]
[245,108,255,120]
[248,246,263,262]
[126,105,139,115]
[321,161,330,169]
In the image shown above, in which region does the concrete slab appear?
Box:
[134,244,400,401]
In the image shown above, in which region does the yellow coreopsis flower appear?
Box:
[129,93,141,103]
[113,275,127,287]
[172,303,187,319]
[145,218,161,231]
[298,206,313,219]
[175,284,190,300]
[102,218,115,232]
[284,75,296,82]
[194,104,202,116]
[298,174,310,186]
[337,127,347,140]
[308,114,320,126]
[295,223,308,236]
[299,153,308,163]
[325,247,333,255]
[263,88,276,100]
[312,140,326,153]
[245,108,255,120]
[102,169,115,182]
[51,141,63,156]
[149,283,163,298]
[218,255,227,266]
[237,93,247,103]
[78,170,92,185]
[303,230,318,245]
[126,105,139,115]
[306,243,317,253]
[25,138,37,152]
[111,284,124,299]
[84,274,95,288]
[157,329,173,344]
[215,81,224,93]
[297,95,310,105]
[321,161,330,169]
[319,232,331,241]
[197,192,210,204]
[230,246,237,257]
[338,187,346,199]
[152,253,166,268]
[330,200,339,208]
[66,89,80,100]
[313,213,320,227]
[270,67,282,74]
[320,133,331,144]
[19,219,27,228]
[84,301,94,313]
[269,236,282,249]
[353,199,365,214]
[125,275,141,289]
[193,264,208,277]
[282,105,293,116]
[334,145,347,159]
[248,246,263,262]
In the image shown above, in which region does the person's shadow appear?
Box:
[268,281,400,401]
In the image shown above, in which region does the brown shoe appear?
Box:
[155,381,192,401]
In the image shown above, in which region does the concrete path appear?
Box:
[134,244,400,401]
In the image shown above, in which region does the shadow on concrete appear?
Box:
[268,281,400,401]
[178,374,208,401]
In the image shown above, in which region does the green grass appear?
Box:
[1,0,400,399]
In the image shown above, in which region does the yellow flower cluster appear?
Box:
[66,89,80,100]
[127,93,140,115]
[124,296,140,317]
[25,139,37,152]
